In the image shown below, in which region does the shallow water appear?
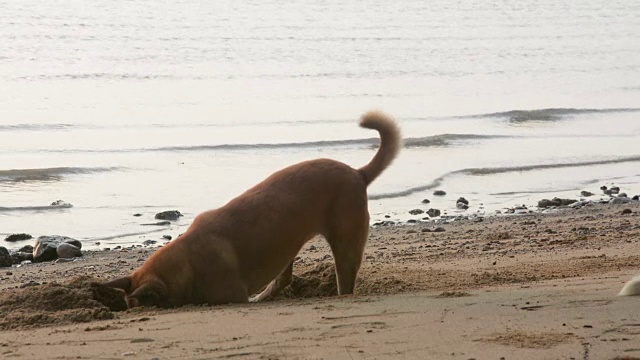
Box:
[1,0,639,249]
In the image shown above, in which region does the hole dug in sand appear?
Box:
[0,276,127,331]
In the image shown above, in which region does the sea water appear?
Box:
[1,0,639,249]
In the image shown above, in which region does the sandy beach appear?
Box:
[1,201,639,359]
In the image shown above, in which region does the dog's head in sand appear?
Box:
[106,110,401,308]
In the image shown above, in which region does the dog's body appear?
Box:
[106,111,401,308]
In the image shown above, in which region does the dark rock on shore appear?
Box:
[622,209,632,215]
[155,210,183,221]
[142,240,157,246]
[142,221,171,226]
[18,245,33,253]
[0,247,12,267]
[610,186,620,194]
[600,186,607,191]
[433,190,447,196]
[633,195,639,201]
[537,198,577,208]
[610,197,631,205]
[50,200,72,207]
[33,236,82,262]
[426,208,441,217]
[4,233,33,242]
[10,252,33,264]
[456,197,469,205]
[580,191,594,197]
[421,199,431,204]
[56,243,82,259]
[409,209,424,215]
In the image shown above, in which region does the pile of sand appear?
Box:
[280,262,415,298]
[0,276,126,330]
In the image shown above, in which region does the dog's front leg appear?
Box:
[249,261,294,302]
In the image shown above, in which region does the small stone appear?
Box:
[610,186,620,194]
[433,227,446,232]
[426,208,441,217]
[162,235,172,240]
[622,209,632,215]
[618,193,628,198]
[133,213,142,217]
[50,199,72,207]
[456,202,469,210]
[154,210,183,221]
[456,197,469,205]
[633,195,639,201]
[409,209,424,215]
[57,243,82,259]
[421,199,431,204]
[4,233,32,242]
[142,240,157,246]
[610,197,631,205]
[580,191,594,197]
[18,245,34,253]
[433,190,447,196]
[600,185,607,190]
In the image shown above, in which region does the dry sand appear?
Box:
[1,202,639,359]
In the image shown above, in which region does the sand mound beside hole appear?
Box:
[0,276,126,331]
[279,262,415,299]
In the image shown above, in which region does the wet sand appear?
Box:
[1,201,639,359]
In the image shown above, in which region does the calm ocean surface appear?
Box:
[1,0,639,249]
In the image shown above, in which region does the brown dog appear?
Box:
[105,110,401,308]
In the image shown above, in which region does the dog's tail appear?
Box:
[619,274,640,296]
[357,110,401,185]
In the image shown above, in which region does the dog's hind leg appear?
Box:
[249,261,294,302]
[325,213,369,295]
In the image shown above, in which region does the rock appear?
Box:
[142,240,157,246]
[609,197,631,205]
[421,228,432,233]
[604,189,614,195]
[611,186,620,194]
[622,209,632,215]
[408,209,424,215]
[433,227,446,232]
[456,202,469,210]
[0,247,12,267]
[426,208,441,217]
[618,193,628,198]
[162,235,172,240]
[133,213,142,217]
[600,186,607,191]
[4,233,32,242]
[18,245,34,253]
[433,190,447,196]
[421,199,431,204]
[537,198,577,208]
[10,252,33,264]
[155,210,183,221]
[56,243,82,259]
[33,235,81,262]
[50,200,72,207]
[633,195,639,201]
[580,191,594,197]
[456,197,469,205]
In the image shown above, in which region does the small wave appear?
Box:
[0,123,76,131]
[0,203,72,212]
[472,107,640,123]
[61,134,504,154]
[0,166,122,183]
[370,155,640,200]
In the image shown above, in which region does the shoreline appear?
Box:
[1,201,639,358]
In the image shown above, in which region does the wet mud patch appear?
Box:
[0,276,126,331]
